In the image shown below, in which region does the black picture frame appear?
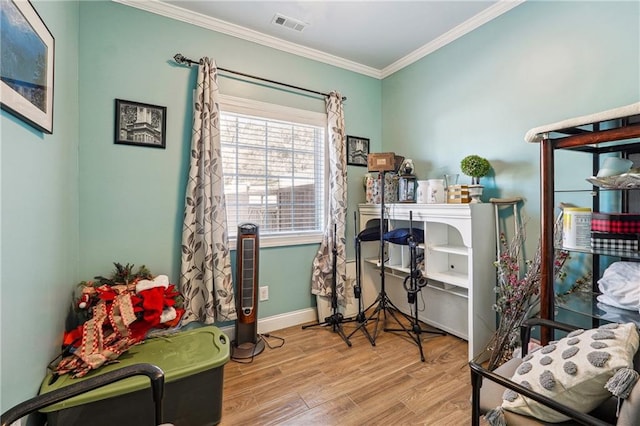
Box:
[346,135,369,166]
[0,0,55,134]
[114,99,166,149]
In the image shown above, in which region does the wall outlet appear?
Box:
[259,286,269,301]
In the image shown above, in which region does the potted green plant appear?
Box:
[460,155,491,203]
[460,154,491,185]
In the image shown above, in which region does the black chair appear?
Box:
[1,363,167,426]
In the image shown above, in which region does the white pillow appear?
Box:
[501,322,639,423]
[598,262,640,310]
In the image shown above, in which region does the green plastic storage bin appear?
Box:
[39,325,230,426]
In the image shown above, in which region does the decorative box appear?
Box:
[446,184,470,204]
[591,212,640,234]
[367,152,396,172]
[590,231,640,252]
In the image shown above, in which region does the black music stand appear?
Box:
[383,212,446,361]
[302,224,353,347]
[349,211,376,345]
[347,170,413,346]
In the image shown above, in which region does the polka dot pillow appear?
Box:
[501,322,639,423]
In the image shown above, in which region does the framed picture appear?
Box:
[115,99,166,149]
[0,0,55,134]
[346,135,369,166]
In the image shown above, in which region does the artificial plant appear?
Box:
[460,154,491,185]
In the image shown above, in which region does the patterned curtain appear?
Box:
[311,92,348,304]
[180,58,236,325]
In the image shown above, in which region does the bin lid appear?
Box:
[39,326,229,412]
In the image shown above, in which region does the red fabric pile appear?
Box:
[55,274,184,378]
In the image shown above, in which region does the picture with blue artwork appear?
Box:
[0,0,54,133]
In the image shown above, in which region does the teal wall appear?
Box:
[382,0,639,258]
[77,1,381,319]
[1,0,80,412]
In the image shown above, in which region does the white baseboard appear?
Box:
[221,260,357,337]
[219,307,318,337]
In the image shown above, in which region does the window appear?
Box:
[220,96,327,247]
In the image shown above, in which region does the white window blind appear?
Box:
[220,96,327,247]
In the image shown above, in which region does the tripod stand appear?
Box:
[384,211,446,361]
[348,170,413,346]
[350,211,375,345]
[302,224,353,347]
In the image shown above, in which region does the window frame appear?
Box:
[219,95,328,249]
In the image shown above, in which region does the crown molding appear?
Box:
[112,0,383,79]
[113,0,523,80]
[381,0,525,78]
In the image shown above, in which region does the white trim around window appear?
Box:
[219,95,328,249]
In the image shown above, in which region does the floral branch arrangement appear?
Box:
[482,214,593,371]
[553,249,593,304]
[484,228,541,371]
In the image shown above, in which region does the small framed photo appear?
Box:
[346,135,369,167]
[115,99,166,149]
[0,0,55,134]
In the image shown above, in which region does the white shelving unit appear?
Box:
[358,202,496,361]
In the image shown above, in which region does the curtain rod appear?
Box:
[173,54,346,101]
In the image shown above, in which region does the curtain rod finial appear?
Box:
[174,53,191,66]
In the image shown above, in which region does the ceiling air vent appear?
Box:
[271,13,307,32]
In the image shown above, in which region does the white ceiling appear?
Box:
[117,0,524,78]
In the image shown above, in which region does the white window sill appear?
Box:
[229,232,323,249]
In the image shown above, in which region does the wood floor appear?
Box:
[220,314,478,425]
